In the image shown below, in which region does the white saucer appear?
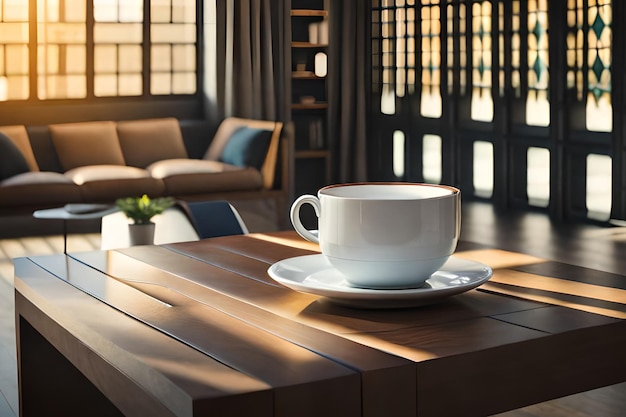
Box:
[267,254,492,309]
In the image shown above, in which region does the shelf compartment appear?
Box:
[291,10,328,17]
[292,72,325,79]
[292,41,328,48]
[291,102,328,110]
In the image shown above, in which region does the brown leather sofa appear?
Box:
[0,117,291,237]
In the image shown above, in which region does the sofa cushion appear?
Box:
[0,125,40,171]
[0,172,82,207]
[65,165,165,202]
[219,127,272,170]
[50,121,126,171]
[117,118,189,168]
[204,117,283,190]
[148,159,263,195]
[149,158,239,177]
[0,132,30,180]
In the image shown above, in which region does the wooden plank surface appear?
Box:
[14,259,276,417]
[15,256,363,417]
[13,230,626,417]
[69,249,418,417]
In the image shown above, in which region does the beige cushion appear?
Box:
[50,121,126,171]
[0,172,82,207]
[117,118,188,168]
[0,125,39,171]
[65,165,165,202]
[148,159,240,178]
[147,159,262,195]
[65,165,154,184]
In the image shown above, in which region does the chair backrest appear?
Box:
[177,200,248,239]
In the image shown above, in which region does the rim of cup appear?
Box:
[318,182,460,200]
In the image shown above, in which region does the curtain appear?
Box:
[328,1,369,183]
[212,0,291,123]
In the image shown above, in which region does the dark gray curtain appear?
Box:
[328,1,369,183]
[214,0,291,122]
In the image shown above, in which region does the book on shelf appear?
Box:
[309,119,325,149]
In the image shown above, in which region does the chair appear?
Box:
[177,200,248,239]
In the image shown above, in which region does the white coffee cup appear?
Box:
[290,182,461,289]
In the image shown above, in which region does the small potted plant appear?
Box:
[115,194,175,245]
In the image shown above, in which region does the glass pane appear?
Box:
[119,45,142,72]
[393,130,405,177]
[0,0,29,101]
[37,0,86,99]
[94,74,117,96]
[470,1,493,122]
[527,147,550,207]
[5,44,28,74]
[420,1,442,118]
[151,23,196,43]
[526,0,550,126]
[4,0,28,20]
[94,23,142,43]
[118,73,142,95]
[41,23,86,43]
[423,134,442,184]
[93,1,143,97]
[65,45,86,73]
[151,72,171,95]
[381,83,395,115]
[586,0,612,132]
[473,141,494,198]
[39,74,86,99]
[95,45,117,72]
[0,22,28,42]
[378,4,395,115]
[152,0,172,23]
[586,154,611,220]
[172,72,195,94]
[568,0,613,132]
[64,0,86,22]
[172,0,195,23]
[3,75,28,100]
[150,0,196,96]
[93,0,119,21]
[172,44,195,71]
[151,45,171,71]
[120,0,143,22]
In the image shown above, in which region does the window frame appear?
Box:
[0,0,204,125]
[368,0,625,224]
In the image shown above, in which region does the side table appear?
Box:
[33,204,118,253]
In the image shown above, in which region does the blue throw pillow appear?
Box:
[219,127,272,170]
[0,132,30,180]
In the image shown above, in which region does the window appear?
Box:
[0,0,197,102]
[370,1,618,223]
[0,0,29,100]
[94,0,143,97]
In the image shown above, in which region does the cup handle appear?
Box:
[290,195,320,243]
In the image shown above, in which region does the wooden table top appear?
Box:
[14,231,626,417]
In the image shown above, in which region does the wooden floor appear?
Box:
[0,201,625,417]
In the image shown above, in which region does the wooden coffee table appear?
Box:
[14,231,626,417]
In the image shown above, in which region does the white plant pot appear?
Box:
[128,222,155,246]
